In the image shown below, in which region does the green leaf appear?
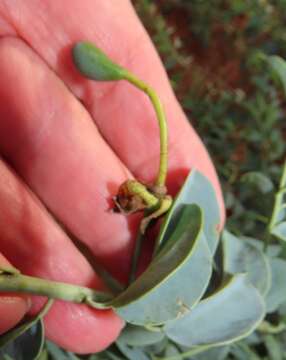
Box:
[271,222,286,242]
[46,341,81,360]
[222,231,271,296]
[92,352,123,360]
[143,337,169,357]
[156,170,220,255]
[241,236,281,257]
[230,343,261,360]
[264,334,283,360]
[240,172,274,194]
[118,324,164,347]
[110,204,212,325]
[0,321,45,360]
[267,55,286,95]
[0,299,53,359]
[116,340,150,360]
[191,345,230,360]
[265,257,286,313]
[164,274,265,347]
[72,42,127,81]
[37,349,48,360]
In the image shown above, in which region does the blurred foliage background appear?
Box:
[133,0,286,239]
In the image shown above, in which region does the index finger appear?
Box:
[0,253,29,335]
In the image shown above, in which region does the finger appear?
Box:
[0,0,224,219]
[0,158,123,353]
[0,253,29,335]
[0,36,140,280]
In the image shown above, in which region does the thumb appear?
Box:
[0,253,30,335]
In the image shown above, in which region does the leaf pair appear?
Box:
[115,170,266,355]
[104,170,219,325]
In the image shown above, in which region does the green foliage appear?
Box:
[222,230,271,295]
[2,1,286,359]
[165,274,264,348]
[112,203,212,325]
[156,171,220,255]
[0,300,53,359]
[0,322,44,360]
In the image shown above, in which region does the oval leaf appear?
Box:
[110,204,212,325]
[156,170,220,255]
[241,236,281,257]
[116,341,150,360]
[46,341,82,360]
[240,172,274,194]
[271,222,286,242]
[222,230,271,296]
[267,55,286,95]
[73,42,126,81]
[265,257,286,313]
[119,325,164,347]
[165,274,265,347]
[0,321,45,360]
[191,345,230,360]
[0,299,53,360]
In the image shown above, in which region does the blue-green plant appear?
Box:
[2,42,286,360]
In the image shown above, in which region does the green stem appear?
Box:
[264,161,286,250]
[258,320,286,334]
[0,273,112,309]
[124,72,168,187]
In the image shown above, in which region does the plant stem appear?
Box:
[258,320,286,334]
[264,160,286,250]
[124,72,168,187]
[0,273,112,309]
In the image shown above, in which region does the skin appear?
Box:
[0,0,225,354]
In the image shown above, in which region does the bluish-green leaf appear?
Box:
[46,341,81,360]
[230,343,261,360]
[241,236,281,257]
[264,334,283,360]
[241,172,274,194]
[271,222,286,242]
[156,170,220,255]
[110,204,212,325]
[191,345,230,360]
[118,324,164,347]
[163,343,181,357]
[267,55,286,95]
[143,337,169,357]
[116,340,150,360]
[265,257,286,313]
[0,299,53,359]
[222,231,271,296]
[0,321,44,360]
[73,42,127,81]
[164,274,265,347]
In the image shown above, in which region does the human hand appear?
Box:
[0,0,224,354]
